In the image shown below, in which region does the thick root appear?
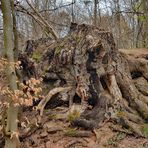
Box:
[37,87,72,116]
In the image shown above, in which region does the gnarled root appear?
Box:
[20,23,148,137]
[73,51,148,137]
[37,86,72,116]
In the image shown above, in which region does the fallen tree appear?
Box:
[19,23,148,137]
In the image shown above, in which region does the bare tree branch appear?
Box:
[39,1,76,13]
[113,10,144,15]
[16,5,45,30]
[26,0,58,40]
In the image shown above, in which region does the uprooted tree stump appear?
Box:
[19,23,148,137]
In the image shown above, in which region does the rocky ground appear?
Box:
[19,108,148,148]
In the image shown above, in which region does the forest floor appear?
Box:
[20,109,148,148]
[1,48,148,148]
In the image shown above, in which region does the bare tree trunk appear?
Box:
[141,0,148,47]
[71,0,75,22]
[1,0,19,147]
[10,0,19,60]
[136,16,143,48]
[93,0,98,26]
[113,0,121,48]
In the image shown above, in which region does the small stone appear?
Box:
[40,131,48,138]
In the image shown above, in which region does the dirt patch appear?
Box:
[19,109,148,148]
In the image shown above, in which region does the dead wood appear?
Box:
[64,130,93,137]
[37,86,72,116]
[19,23,148,137]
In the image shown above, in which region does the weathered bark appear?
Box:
[93,0,98,26]
[1,0,19,147]
[10,0,19,60]
[20,23,148,137]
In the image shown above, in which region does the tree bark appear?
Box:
[141,0,148,47]
[1,0,19,147]
[10,0,19,60]
[93,0,98,26]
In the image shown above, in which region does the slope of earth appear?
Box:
[19,108,148,148]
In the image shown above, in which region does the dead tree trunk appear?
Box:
[20,23,148,137]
